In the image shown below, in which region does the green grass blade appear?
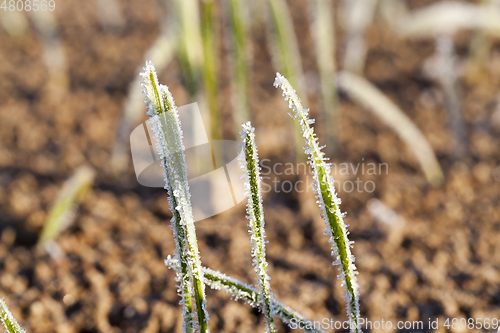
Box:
[274,73,361,333]
[165,259,326,333]
[309,0,340,153]
[201,0,221,142]
[172,0,203,96]
[266,0,308,159]
[141,62,210,333]
[38,166,95,246]
[0,299,25,333]
[111,31,174,177]
[202,267,327,333]
[239,122,276,333]
[227,0,252,129]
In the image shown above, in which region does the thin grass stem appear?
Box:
[141,62,209,333]
[110,30,174,176]
[266,0,307,159]
[227,0,252,130]
[310,0,339,153]
[239,122,276,333]
[165,259,326,333]
[38,165,95,246]
[172,0,203,96]
[201,0,221,141]
[274,73,361,333]
[0,299,25,333]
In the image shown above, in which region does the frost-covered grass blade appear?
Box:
[201,267,326,333]
[165,259,326,333]
[274,73,361,333]
[0,299,25,333]
[141,61,209,333]
[239,122,276,333]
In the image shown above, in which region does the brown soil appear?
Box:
[1,0,500,332]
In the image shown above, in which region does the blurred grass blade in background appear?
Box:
[239,122,276,333]
[172,0,204,96]
[435,36,467,159]
[466,0,499,83]
[111,29,174,177]
[341,0,377,74]
[0,300,25,333]
[309,0,339,153]
[201,0,222,141]
[274,73,361,333]
[379,0,408,28]
[38,166,95,248]
[141,62,210,333]
[337,71,444,187]
[0,10,28,38]
[394,2,493,159]
[30,9,68,90]
[227,0,252,131]
[397,1,500,37]
[266,0,308,159]
[96,0,125,31]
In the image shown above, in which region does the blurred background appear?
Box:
[1,0,500,332]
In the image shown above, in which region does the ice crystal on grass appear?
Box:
[0,299,25,333]
[239,122,276,333]
[141,61,209,333]
[164,260,326,333]
[274,73,361,333]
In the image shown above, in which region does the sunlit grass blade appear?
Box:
[141,62,209,333]
[30,9,68,89]
[342,0,377,73]
[227,0,252,130]
[111,31,174,176]
[309,0,339,153]
[201,0,221,141]
[0,299,25,333]
[202,267,326,333]
[95,0,125,31]
[396,2,500,37]
[266,0,307,158]
[337,71,444,187]
[274,73,361,333]
[172,0,204,96]
[435,36,467,159]
[38,165,95,247]
[465,0,498,83]
[239,122,276,333]
[0,10,28,37]
[379,0,408,28]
